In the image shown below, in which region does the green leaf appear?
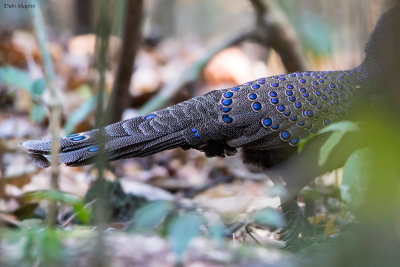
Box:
[30,78,46,96]
[168,213,203,256]
[64,95,96,134]
[341,148,371,206]
[25,190,91,224]
[30,104,46,123]
[249,208,284,228]
[319,131,345,166]
[0,65,32,91]
[318,121,359,135]
[131,200,173,232]
[318,122,359,166]
[300,121,360,154]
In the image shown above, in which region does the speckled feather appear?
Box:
[21,5,399,169]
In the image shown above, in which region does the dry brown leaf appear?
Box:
[203,47,254,85]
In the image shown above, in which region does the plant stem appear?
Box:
[31,2,61,228]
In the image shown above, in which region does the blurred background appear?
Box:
[0,0,399,266]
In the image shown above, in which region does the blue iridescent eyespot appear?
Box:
[71,136,85,141]
[252,102,262,110]
[286,90,293,96]
[333,93,338,98]
[315,91,322,96]
[316,105,322,109]
[327,90,332,94]
[324,119,331,126]
[232,87,240,91]
[297,121,305,126]
[269,91,277,97]
[295,102,302,108]
[321,95,328,100]
[224,92,234,98]
[88,146,99,152]
[287,84,294,89]
[289,96,296,102]
[279,77,286,81]
[280,130,291,140]
[330,84,336,88]
[262,118,273,127]
[289,116,297,121]
[304,72,311,76]
[300,88,306,93]
[258,80,265,84]
[310,101,317,105]
[221,99,232,106]
[144,114,156,120]
[222,115,233,123]
[305,110,313,117]
[192,128,197,133]
[220,107,231,112]
[271,124,280,130]
[307,97,313,101]
[271,98,279,104]
[297,73,304,77]
[299,79,306,83]
[319,79,324,83]
[290,73,296,77]
[252,84,260,89]
[271,83,279,87]
[194,132,200,139]
[313,81,319,85]
[67,133,79,137]
[333,99,339,105]
[290,138,299,145]
[249,93,257,100]
[277,105,286,112]
[303,93,309,97]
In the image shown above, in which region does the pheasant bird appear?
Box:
[21,5,400,240]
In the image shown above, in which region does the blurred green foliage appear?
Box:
[24,190,91,224]
[0,66,47,122]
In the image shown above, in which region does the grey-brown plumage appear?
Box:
[21,5,400,176]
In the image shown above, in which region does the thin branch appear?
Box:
[31,2,62,228]
[91,1,112,266]
[250,0,306,72]
[139,0,306,114]
[107,0,143,123]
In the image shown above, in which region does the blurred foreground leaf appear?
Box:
[168,213,203,257]
[25,190,91,224]
[131,200,173,232]
[249,208,284,228]
[64,93,96,134]
[318,121,359,166]
[341,148,372,207]
[0,65,32,90]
